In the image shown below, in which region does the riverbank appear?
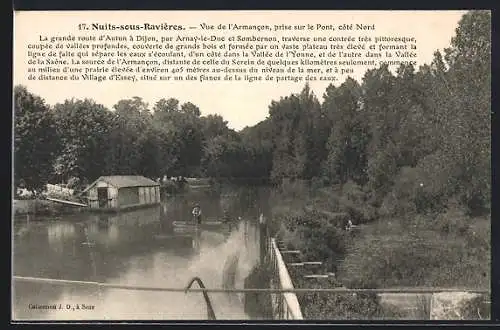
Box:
[268,180,491,320]
[13,199,87,217]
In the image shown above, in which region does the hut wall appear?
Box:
[91,181,111,208]
[150,188,155,203]
[108,187,118,208]
[155,186,161,202]
[138,186,159,205]
[139,187,145,204]
[151,186,156,203]
[88,186,118,209]
[88,188,99,208]
[118,187,140,207]
[88,181,118,209]
[147,186,159,204]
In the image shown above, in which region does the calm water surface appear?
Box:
[13,186,271,320]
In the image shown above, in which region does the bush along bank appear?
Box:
[270,205,385,319]
[268,181,490,320]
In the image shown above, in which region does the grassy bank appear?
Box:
[268,180,490,319]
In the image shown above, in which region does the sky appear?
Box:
[13,10,467,130]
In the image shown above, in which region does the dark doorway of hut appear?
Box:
[97,187,108,208]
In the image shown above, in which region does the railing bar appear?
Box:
[303,262,323,265]
[13,276,491,294]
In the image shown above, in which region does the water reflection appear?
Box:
[12,187,271,320]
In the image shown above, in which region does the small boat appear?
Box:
[172,221,194,227]
[172,225,195,234]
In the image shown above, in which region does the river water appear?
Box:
[12,186,271,321]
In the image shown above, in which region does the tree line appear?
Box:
[14,88,264,191]
[14,11,490,217]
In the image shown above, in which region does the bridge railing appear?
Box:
[267,238,304,320]
[13,275,490,320]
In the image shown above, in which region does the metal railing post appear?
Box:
[184,276,216,320]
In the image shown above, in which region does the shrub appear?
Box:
[339,180,377,224]
[299,286,382,319]
[290,267,382,320]
[380,166,449,219]
[432,200,470,236]
[277,178,310,200]
[298,224,347,271]
[457,294,491,320]
[338,216,490,290]
[269,205,304,235]
[67,176,80,189]
[430,292,490,320]
[310,175,330,191]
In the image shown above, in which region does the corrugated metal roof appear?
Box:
[83,175,159,192]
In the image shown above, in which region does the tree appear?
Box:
[106,97,157,177]
[407,11,492,214]
[239,120,274,178]
[322,78,369,185]
[200,114,231,140]
[201,135,244,178]
[373,11,491,216]
[52,98,113,182]
[14,85,59,193]
[269,84,323,181]
[442,10,491,213]
[153,98,203,177]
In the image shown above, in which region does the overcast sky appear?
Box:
[14,10,467,130]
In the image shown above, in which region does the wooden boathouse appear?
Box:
[82,175,161,211]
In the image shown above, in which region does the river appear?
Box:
[12,186,271,321]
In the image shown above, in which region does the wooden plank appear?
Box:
[288,262,323,267]
[46,197,88,207]
[303,275,329,279]
[172,221,223,227]
[303,273,336,279]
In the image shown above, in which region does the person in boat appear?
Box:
[345,219,354,231]
[192,204,202,224]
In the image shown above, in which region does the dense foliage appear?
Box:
[15,11,490,214]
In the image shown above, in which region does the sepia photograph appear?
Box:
[11,9,491,321]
